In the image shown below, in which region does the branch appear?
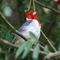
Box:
[0,12,47,55]
[35,0,57,52]
[0,38,59,59]
[0,38,18,48]
[41,30,57,52]
[44,52,60,60]
[35,0,60,14]
[0,12,28,41]
[0,11,47,52]
[0,38,47,55]
[0,11,57,52]
[32,0,55,52]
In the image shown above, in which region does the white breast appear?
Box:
[21,19,41,40]
[14,19,41,44]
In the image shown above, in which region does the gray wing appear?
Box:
[12,20,32,44]
[8,20,32,53]
[18,20,32,32]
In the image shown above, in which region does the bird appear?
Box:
[8,11,41,54]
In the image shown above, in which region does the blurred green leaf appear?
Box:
[40,17,50,23]
[32,44,40,60]
[0,24,7,29]
[51,33,58,41]
[22,41,32,59]
[44,45,49,53]
[5,31,13,42]
[0,0,60,60]
[58,43,60,51]
[29,32,38,41]
[15,41,28,58]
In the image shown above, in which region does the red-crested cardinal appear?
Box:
[8,11,41,53]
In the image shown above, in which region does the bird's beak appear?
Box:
[33,12,36,15]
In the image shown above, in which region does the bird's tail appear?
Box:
[8,47,15,60]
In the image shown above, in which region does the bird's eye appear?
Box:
[30,14,32,15]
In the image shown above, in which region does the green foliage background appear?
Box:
[0,0,60,60]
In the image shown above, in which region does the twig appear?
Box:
[33,0,35,12]
[0,38,47,55]
[32,0,57,52]
[0,38,59,60]
[30,49,47,55]
[0,11,48,55]
[27,0,31,11]
[0,38,18,48]
[39,42,50,52]
[39,44,44,49]
[0,12,28,41]
[34,0,57,52]
[44,52,60,60]
[35,0,60,14]
[41,30,57,52]
[24,0,31,12]
[0,11,49,53]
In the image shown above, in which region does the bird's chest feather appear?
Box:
[20,20,41,39]
[12,20,41,44]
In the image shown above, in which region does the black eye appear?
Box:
[30,14,32,15]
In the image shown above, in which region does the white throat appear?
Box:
[32,19,40,27]
[26,18,32,21]
[26,18,40,27]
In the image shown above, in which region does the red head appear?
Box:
[25,11,40,24]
